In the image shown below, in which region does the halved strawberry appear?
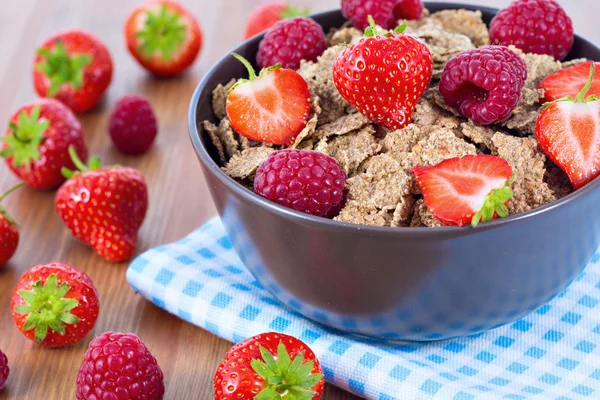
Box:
[225,54,310,145]
[539,61,600,102]
[412,155,515,227]
[536,63,600,189]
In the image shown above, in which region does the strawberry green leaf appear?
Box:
[280,5,309,19]
[62,145,102,179]
[277,341,292,374]
[136,4,186,61]
[394,20,408,34]
[14,273,81,343]
[251,341,323,399]
[471,176,516,227]
[364,15,379,37]
[1,106,48,168]
[35,40,92,97]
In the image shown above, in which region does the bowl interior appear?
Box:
[189,2,600,233]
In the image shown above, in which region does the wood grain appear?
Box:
[0,1,596,399]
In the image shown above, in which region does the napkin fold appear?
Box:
[126,216,600,400]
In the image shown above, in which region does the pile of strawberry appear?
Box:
[0,1,327,399]
[2,0,600,399]
[223,0,600,229]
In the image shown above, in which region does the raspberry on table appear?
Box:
[75,332,164,400]
[108,95,158,155]
[490,0,574,61]
[0,350,8,390]
[439,45,527,126]
[254,150,347,218]
[341,0,398,30]
[256,17,327,70]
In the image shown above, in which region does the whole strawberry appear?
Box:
[0,349,8,390]
[244,2,309,39]
[333,17,433,131]
[536,64,600,189]
[11,263,99,347]
[256,16,327,70]
[0,184,23,266]
[1,99,88,190]
[125,0,203,77]
[56,146,149,262]
[214,332,324,399]
[490,0,574,61]
[75,332,164,400]
[34,30,113,113]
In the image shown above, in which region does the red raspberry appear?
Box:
[0,350,8,390]
[75,332,164,400]
[393,0,424,20]
[490,0,574,61]
[108,95,158,155]
[341,0,398,30]
[439,45,527,125]
[256,17,327,70]
[254,150,347,218]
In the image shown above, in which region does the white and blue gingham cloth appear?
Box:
[126,216,600,399]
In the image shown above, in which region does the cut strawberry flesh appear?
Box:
[536,101,600,189]
[539,61,600,102]
[226,68,310,145]
[412,155,513,226]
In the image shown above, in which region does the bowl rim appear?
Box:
[189,2,600,237]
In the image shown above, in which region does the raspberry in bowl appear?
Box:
[189,3,600,340]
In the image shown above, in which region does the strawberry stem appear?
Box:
[0,183,24,202]
[364,15,407,37]
[364,15,378,37]
[576,63,595,102]
[0,183,23,227]
[13,274,81,343]
[61,145,101,179]
[232,53,257,80]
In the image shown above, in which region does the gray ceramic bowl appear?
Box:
[189,3,600,341]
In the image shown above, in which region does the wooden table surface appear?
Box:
[0,1,596,399]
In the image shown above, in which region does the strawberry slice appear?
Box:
[536,63,600,189]
[225,53,310,145]
[412,155,515,227]
[539,61,600,102]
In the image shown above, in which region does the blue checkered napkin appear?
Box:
[126,216,600,400]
